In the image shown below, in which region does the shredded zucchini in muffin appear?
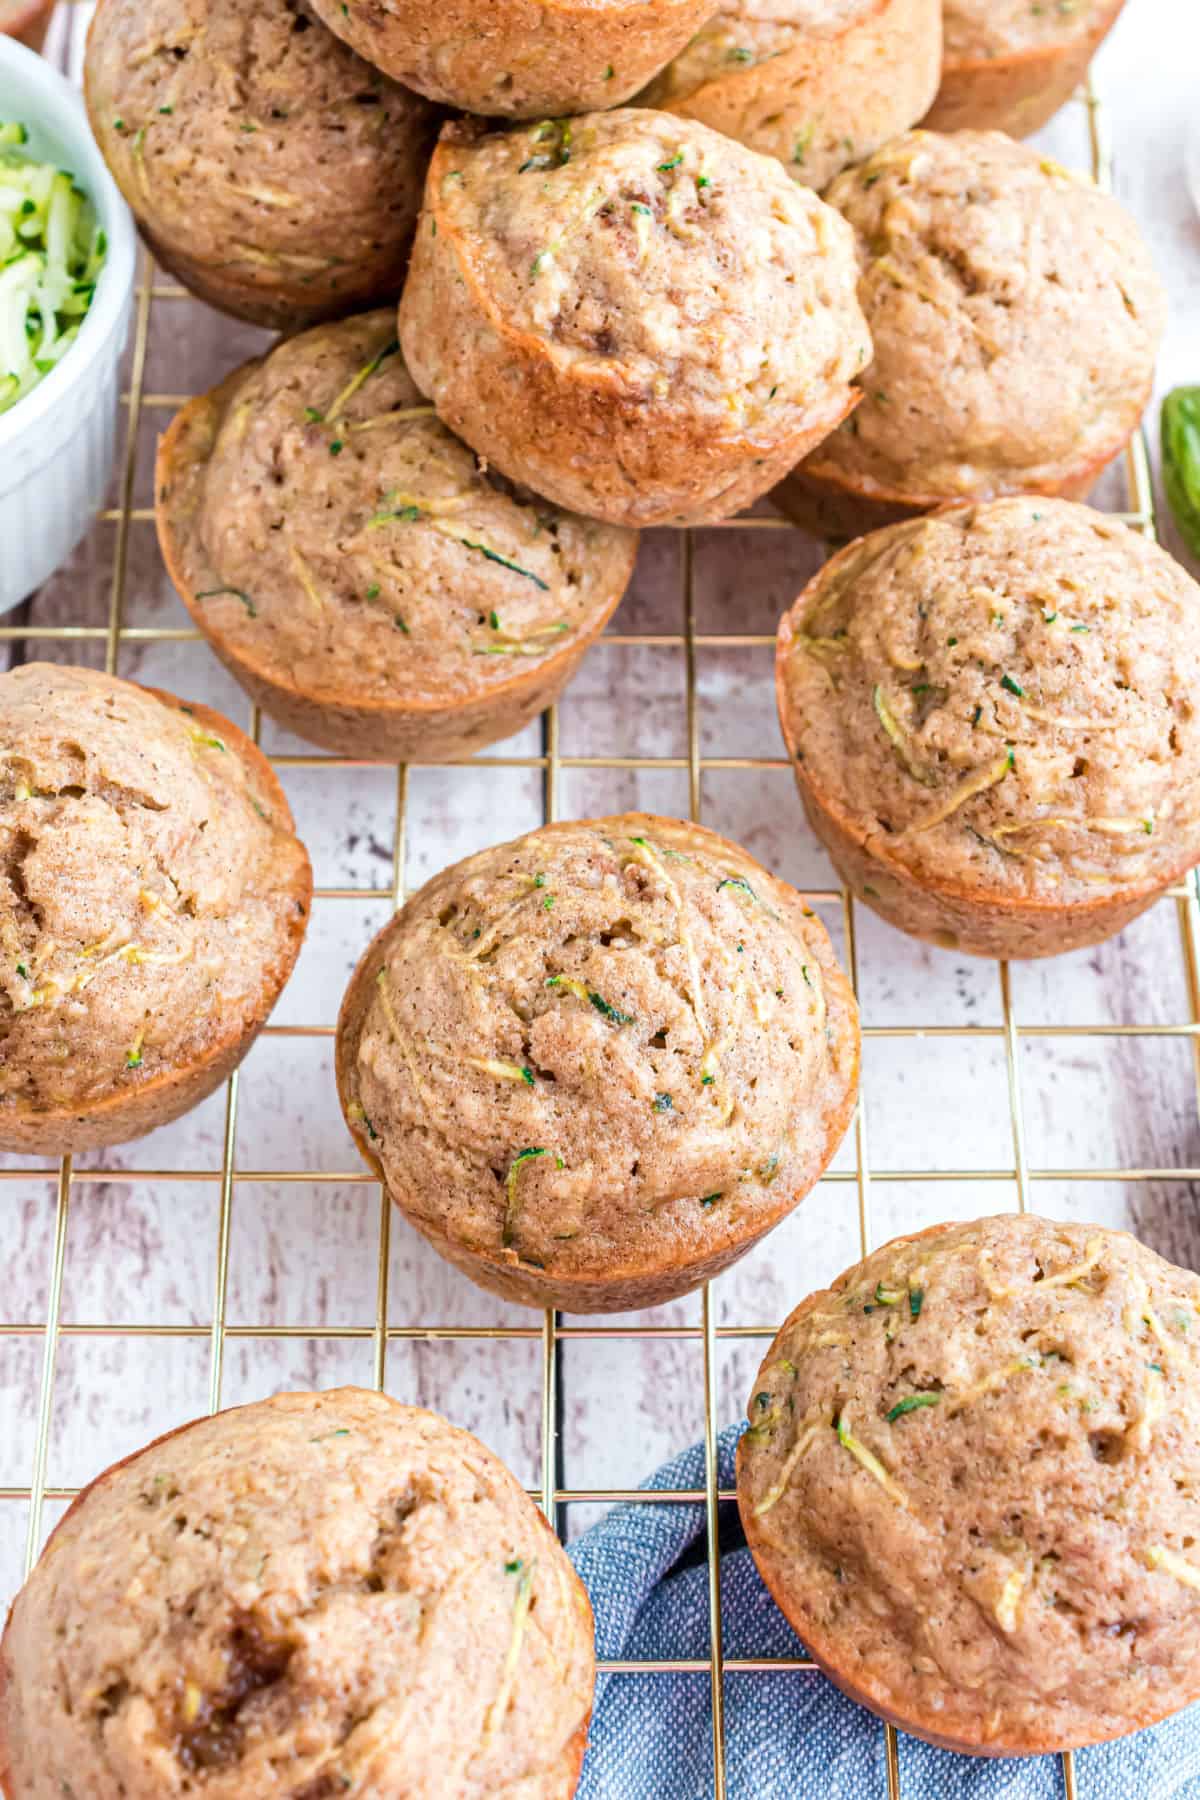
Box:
[739,1216,1200,1751]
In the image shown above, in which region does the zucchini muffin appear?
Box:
[738,1214,1200,1755]
[305,0,714,118]
[640,0,942,194]
[0,664,311,1154]
[775,130,1166,539]
[0,1389,595,1799]
[926,0,1127,138]
[85,0,439,330]
[337,815,860,1312]
[156,312,638,762]
[398,111,871,530]
[776,499,1200,959]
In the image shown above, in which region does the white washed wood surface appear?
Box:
[1,0,1198,1638]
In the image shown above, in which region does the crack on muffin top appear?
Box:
[432,109,869,424]
[168,313,634,705]
[3,1392,592,1798]
[0,665,305,1114]
[173,1615,298,1773]
[740,1215,1200,1742]
[346,817,856,1277]
[779,499,1200,901]
[808,130,1164,497]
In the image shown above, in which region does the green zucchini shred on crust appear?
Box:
[886,1392,939,1424]
[545,974,634,1026]
[903,752,1013,837]
[835,1410,909,1507]
[321,335,399,423]
[459,539,550,590]
[483,1557,537,1740]
[872,684,935,786]
[196,585,256,618]
[503,1147,547,1247]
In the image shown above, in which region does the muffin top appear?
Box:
[425,110,869,434]
[0,664,309,1118]
[306,0,714,118]
[158,312,637,708]
[944,0,1111,60]
[809,131,1164,500]
[86,0,436,277]
[0,1389,594,1800]
[739,1215,1200,1749]
[339,815,858,1284]
[645,0,881,102]
[778,500,1200,906]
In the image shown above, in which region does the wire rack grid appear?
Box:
[2,26,1197,1799]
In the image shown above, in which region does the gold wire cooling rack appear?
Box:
[2,24,1196,1797]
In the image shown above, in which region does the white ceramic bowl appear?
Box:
[0,34,136,611]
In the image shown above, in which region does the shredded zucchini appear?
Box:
[903,752,1012,837]
[544,974,633,1025]
[1145,1544,1200,1591]
[886,1392,938,1423]
[0,124,106,415]
[752,1419,824,1517]
[835,1410,909,1508]
[350,404,437,434]
[872,685,934,786]
[1020,700,1117,731]
[947,1356,1035,1414]
[289,546,325,615]
[483,1557,537,1740]
[993,1568,1026,1633]
[465,1056,534,1086]
[503,1147,547,1247]
[1139,1298,1177,1366]
[795,632,850,669]
[320,335,399,423]
[981,1236,1104,1298]
[374,969,437,1116]
[1134,1364,1167,1449]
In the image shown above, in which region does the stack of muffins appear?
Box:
[3,0,1199,1793]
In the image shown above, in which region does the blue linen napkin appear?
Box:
[568,1425,1200,1800]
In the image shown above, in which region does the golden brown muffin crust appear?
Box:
[0,1389,594,1799]
[776,500,1200,958]
[306,0,715,118]
[0,664,311,1151]
[924,0,1126,138]
[738,1215,1200,1754]
[337,815,860,1312]
[85,0,439,330]
[156,312,638,761]
[778,130,1164,526]
[640,0,942,193]
[400,111,870,529]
